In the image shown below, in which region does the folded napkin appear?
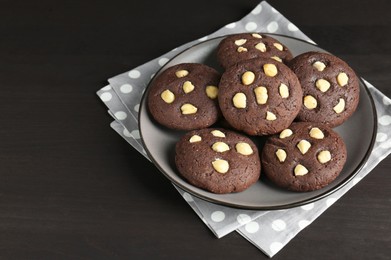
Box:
[97,1,391,257]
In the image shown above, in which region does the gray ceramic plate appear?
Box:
[139,34,377,210]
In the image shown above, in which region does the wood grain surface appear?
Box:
[0,0,390,259]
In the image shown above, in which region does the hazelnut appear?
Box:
[273,42,284,51]
[237,46,248,52]
[189,135,202,143]
[294,164,308,176]
[279,129,293,139]
[252,33,262,38]
[211,130,225,137]
[205,85,218,99]
[303,95,317,109]
[270,56,282,62]
[309,127,324,139]
[317,150,331,164]
[180,103,198,114]
[212,159,229,174]
[275,149,287,162]
[234,39,247,46]
[313,61,326,71]
[255,42,266,52]
[333,98,345,114]
[266,111,277,121]
[297,140,311,154]
[175,70,189,78]
[254,86,268,105]
[263,63,278,77]
[235,142,253,155]
[337,72,349,87]
[161,89,175,103]
[241,71,256,85]
[182,81,195,93]
[211,142,230,153]
[279,83,289,98]
[315,79,331,92]
[233,92,247,108]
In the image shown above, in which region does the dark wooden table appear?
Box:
[1,0,390,259]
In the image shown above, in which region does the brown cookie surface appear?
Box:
[147,63,221,130]
[175,128,261,194]
[217,33,293,69]
[288,51,360,127]
[218,57,302,136]
[261,122,347,192]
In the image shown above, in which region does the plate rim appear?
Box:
[138,33,378,210]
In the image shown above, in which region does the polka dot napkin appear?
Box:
[97,1,391,257]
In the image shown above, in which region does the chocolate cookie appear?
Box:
[288,51,360,127]
[218,57,302,136]
[217,33,293,69]
[261,122,347,192]
[147,63,221,130]
[175,128,261,194]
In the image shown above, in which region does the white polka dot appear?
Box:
[123,128,132,138]
[271,219,286,231]
[287,23,299,31]
[307,39,317,45]
[380,140,391,149]
[101,85,112,91]
[298,219,310,229]
[134,104,140,113]
[326,197,337,207]
[382,96,391,106]
[266,21,279,33]
[352,176,363,185]
[158,57,169,66]
[114,111,127,120]
[198,36,208,42]
[271,7,278,13]
[100,92,112,102]
[245,221,259,233]
[150,73,155,79]
[379,115,391,126]
[237,214,251,225]
[225,22,236,29]
[120,84,133,94]
[211,211,225,222]
[251,4,262,14]
[131,130,140,139]
[183,192,194,202]
[269,242,283,254]
[245,22,258,32]
[128,70,141,79]
[376,132,388,142]
[301,203,314,211]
